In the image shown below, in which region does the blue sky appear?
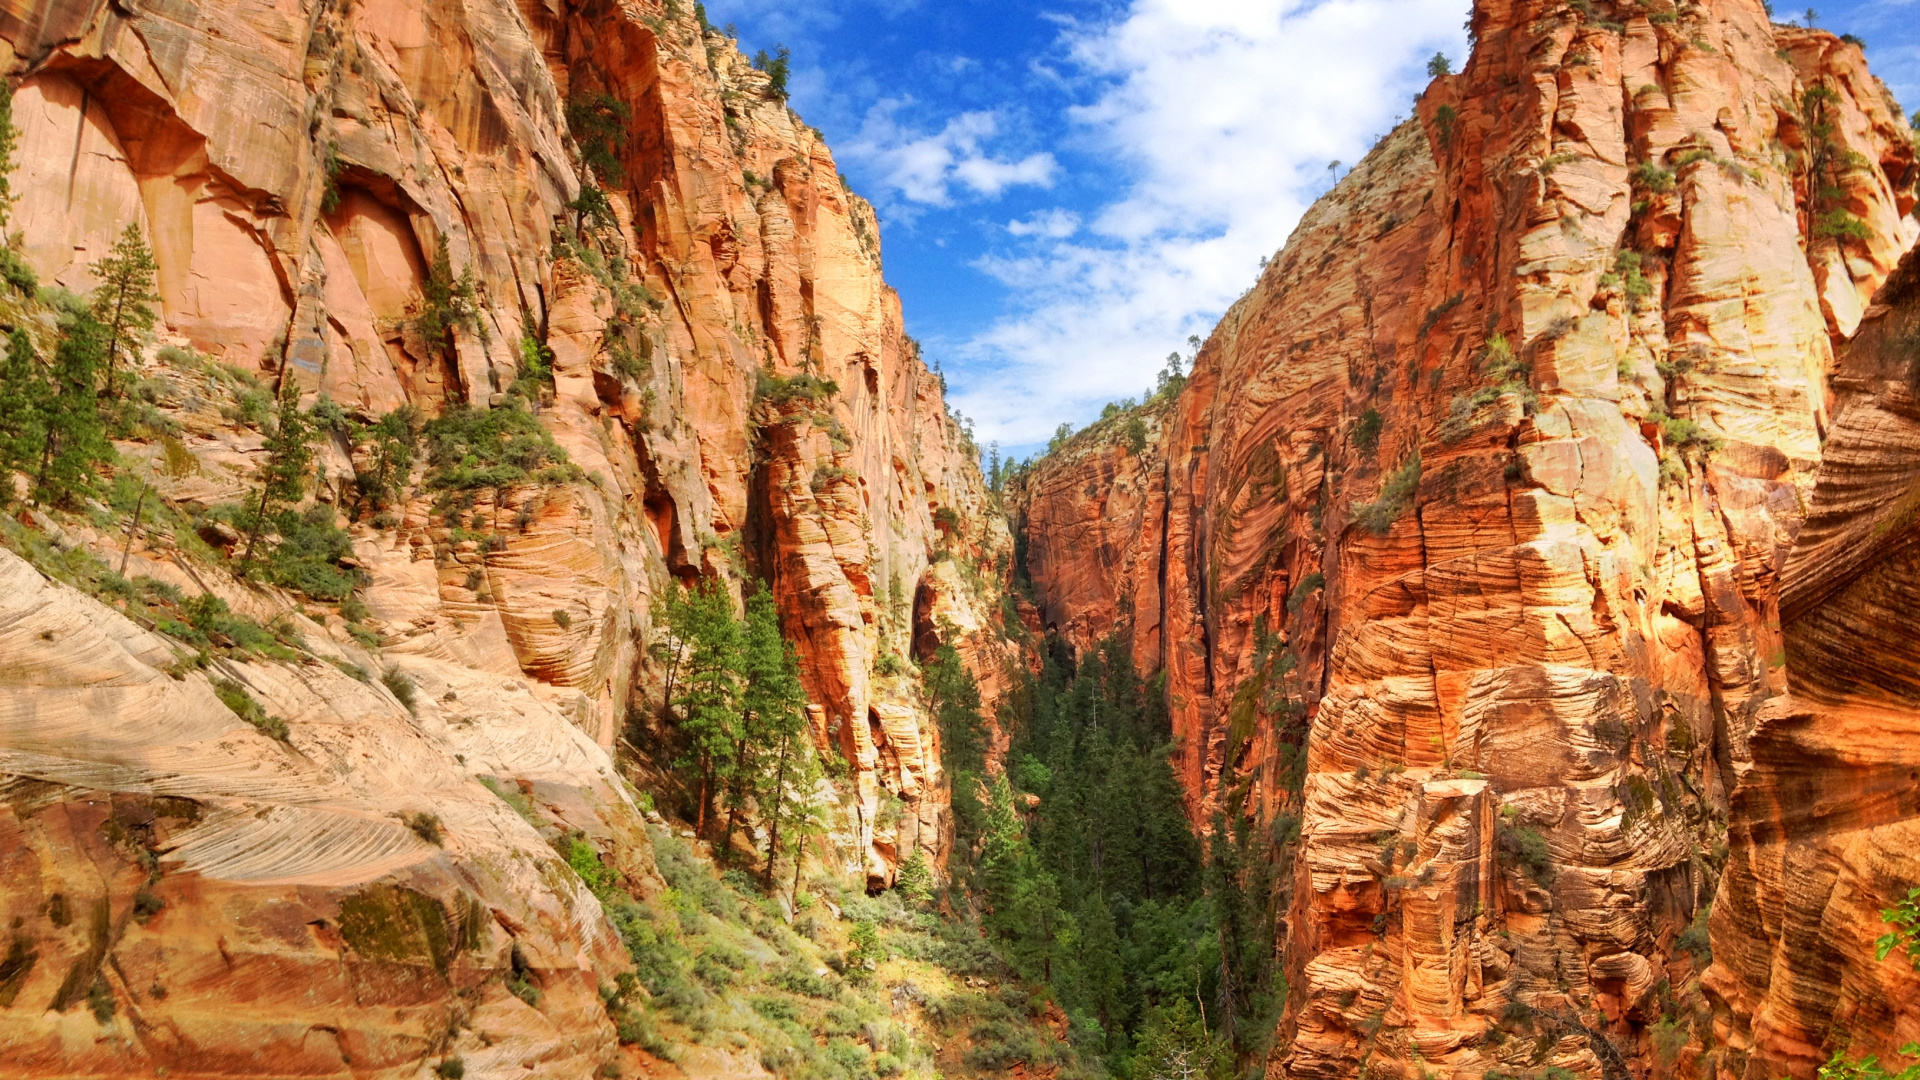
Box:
[702,0,1920,458]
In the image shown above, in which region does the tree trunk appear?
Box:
[763,736,792,889]
[119,480,150,575]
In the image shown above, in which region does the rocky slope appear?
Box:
[0,0,1013,1074]
[1013,0,1919,1075]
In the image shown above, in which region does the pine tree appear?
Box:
[733,587,814,882]
[239,379,317,572]
[0,329,48,505]
[90,224,161,397]
[664,581,746,836]
[34,311,112,506]
[0,79,17,234]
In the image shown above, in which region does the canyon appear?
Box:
[1016,0,1920,1076]
[0,0,1916,1078]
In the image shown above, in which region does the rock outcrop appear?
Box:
[1704,245,1920,1078]
[1013,0,1918,1075]
[0,0,1009,1072]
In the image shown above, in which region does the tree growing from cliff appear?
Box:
[238,380,316,573]
[752,46,792,100]
[0,330,47,505]
[33,307,114,507]
[413,235,481,365]
[91,224,161,398]
[722,586,808,856]
[566,92,631,187]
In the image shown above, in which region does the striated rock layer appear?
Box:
[0,0,1010,1074]
[1704,245,1920,1078]
[1014,0,1917,1075]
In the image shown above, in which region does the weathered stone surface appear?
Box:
[1704,245,1920,1080]
[1012,0,1917,1076]
[0,0,1010,1071]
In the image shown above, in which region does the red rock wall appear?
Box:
[0,0,1009,1071]
[1703,246,1920,1079]
[1014,0,1918,1075]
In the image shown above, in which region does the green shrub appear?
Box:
[213,677,290,742]
[1497,820,1553,885]
[1288,572,1325,614]
[435,1058,465,1079]
[1352,408,1383,452]
[1877,886,1920,970]
[382,668,417,714]
[1631,160,1677,192]
[1351,451,1421,535]
[1818,1045,1920,1080]
[567,93,631,185]
[756,371,839,406]
[421,403,577,490]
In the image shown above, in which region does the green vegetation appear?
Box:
[90,223,161,397]
[1876,886,1920,970]
[1819,1045,1920,1080]
[567,92,632,186]
[420,400,579,491]
[1426,52,1452,77]
[1599,249,1654,301]
[1439,332,1533,443]
[1351,408,1383,453]
[752,46,793,99]
[1803,83,1875,244]
[1497,814,1553,886]
[653,582,823,888]
[213,677,290,742]
[756,371,840,406]
[413,234,482,363]
[1351,450,1421,534]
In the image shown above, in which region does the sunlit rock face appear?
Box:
[0,0,1012,1071]
[1012,0,1918,1074]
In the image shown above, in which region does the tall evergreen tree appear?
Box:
[0,80,17,234]
[90,223,160,397]
[0,329,47,505]
[239,379,317,572]
[734,587,816,885]
[663,581,746,836]
[34,311,112,506]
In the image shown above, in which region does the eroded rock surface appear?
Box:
[1013,0,1918,1075]
[0,0,1007,1072]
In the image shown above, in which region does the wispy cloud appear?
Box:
[950,0,1467,448]
[842,103,1058,210]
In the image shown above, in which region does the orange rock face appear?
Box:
[0,0,1005,1072]
[1704,247,1920,1079]
[1014,0,1918,1075]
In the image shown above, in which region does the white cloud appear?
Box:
[949,0,1467,448]
[1007,209,1082,238]
[843,102,1058,208]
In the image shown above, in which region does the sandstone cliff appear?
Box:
[0,0,1012,1074]
[1013,0,1918,1075]
[1703,243,1920,1078]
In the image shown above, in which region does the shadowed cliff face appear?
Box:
[0,0,1011,1073]
[1704,245,1920,1079]
[1013,0,1918,1074]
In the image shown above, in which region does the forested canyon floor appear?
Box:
[1,0,1919,1079]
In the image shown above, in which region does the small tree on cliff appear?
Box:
[90,224,161,398]
[238,380,317,573]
